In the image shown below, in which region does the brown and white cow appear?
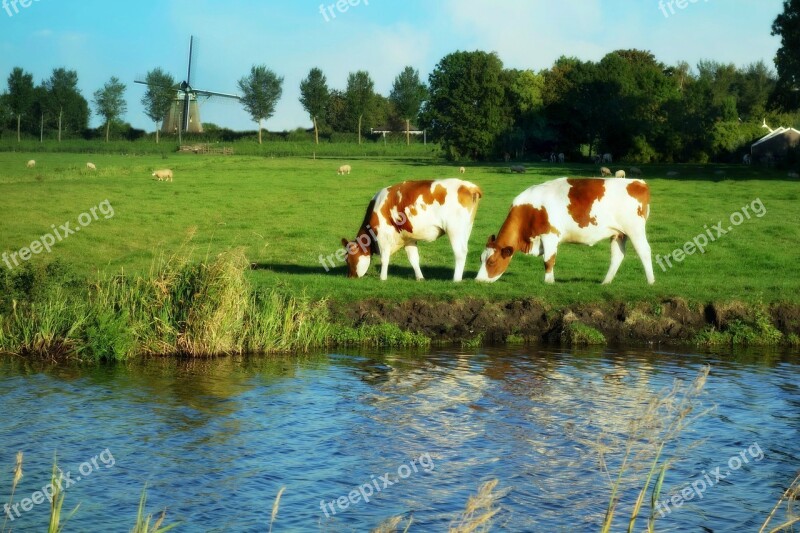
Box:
[475,177,654,284]
[342,179,482,281]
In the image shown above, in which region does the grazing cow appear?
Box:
[476,177,654,285]
[342,179,482,281]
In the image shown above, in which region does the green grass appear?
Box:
[0,151,798,309]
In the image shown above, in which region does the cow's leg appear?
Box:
[447,229,469,282]
[540,234,559,284]
[602,235,627,284]
[379,248,392,281]
[405,243,424,281]
[628,230,655,285]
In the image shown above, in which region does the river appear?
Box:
[1,346,798,532]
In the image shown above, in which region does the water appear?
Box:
[0,347,798,532]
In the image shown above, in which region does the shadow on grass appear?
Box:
[251,262,477,281]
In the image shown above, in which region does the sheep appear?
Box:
[459,166,466,174]
[600,166,611,177]
[602,153,613,164]
[629,166,642,176]
[666,171,679,177]
[337,164,352,175]
[86,162,96,171]
[510,165,526,174]
[614,170,626,178]
[743,154,751,165]
[152,169,173,182]
[789,171,800,178]
[26,160,35,168]
[558,152,565,163]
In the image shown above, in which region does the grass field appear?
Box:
[1,151,798,308]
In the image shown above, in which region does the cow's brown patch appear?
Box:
[626,181,650,219]
[544,254,556,274]
[457,184,483,209]
[380,180,448,234]
[567,178,606,227]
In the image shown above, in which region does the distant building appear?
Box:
[750,126,800,162]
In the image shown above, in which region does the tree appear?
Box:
[389,66,427,145]
[141,68,176,144]
[6,68,35,142]
[325,89,347,133]
[238,65,283,144]
[299,68,330,145]
[772,0,800,109]
[43,68,89,142]
[93,77,127,142]
[423,51,506,160]
[345,71,375,144]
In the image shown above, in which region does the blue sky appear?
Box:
[0,0,786,131]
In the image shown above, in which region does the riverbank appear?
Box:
[1,250,797,360]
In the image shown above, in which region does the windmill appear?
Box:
[135,36,239,141]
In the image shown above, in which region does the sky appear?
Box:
[0,0,787,132]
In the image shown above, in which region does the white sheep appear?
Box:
[600,166,611,177]
[152,169,173,182]
[86,162,96,171]
[602,153,613,164]
[26,160,35,168]
[629,166,642,176]
[510,165,526,174]
[459,166,466,174]
[337,164,352,175]
[614,170,626,178]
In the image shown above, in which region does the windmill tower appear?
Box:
[136,36,239,139]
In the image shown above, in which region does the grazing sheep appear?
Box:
[629,167,642,176]
[86,162,96,171]
[26,160,35,168]
[510,165,526,174]
[602,153,613,164]
[459,166,466,174]
[337,164,352,175]
[600,166,612,177]
[789,171,800,178]
[666,171,679,177]
[615,170,626,178]
[152,169,173,182]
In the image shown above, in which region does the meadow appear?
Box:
[0,150,797,308]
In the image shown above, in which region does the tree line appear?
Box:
[2,1,799,162]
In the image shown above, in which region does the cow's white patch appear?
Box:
[356,255,370,277]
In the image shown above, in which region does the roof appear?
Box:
[751,127,800,148]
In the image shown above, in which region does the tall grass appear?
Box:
[599,365,712,533]
[0,249,426,359]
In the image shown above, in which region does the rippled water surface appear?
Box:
[1,347,798,532]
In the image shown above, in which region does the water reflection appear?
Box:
[0,347,798,531]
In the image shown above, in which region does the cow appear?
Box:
[476,177,654,285]
[342,179,482,281]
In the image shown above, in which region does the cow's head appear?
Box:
[475,235,514,282]
[341,237,372,278]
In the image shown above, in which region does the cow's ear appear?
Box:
[487,234,496,246]
[341,238,349,247]
[501,246,514,258]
